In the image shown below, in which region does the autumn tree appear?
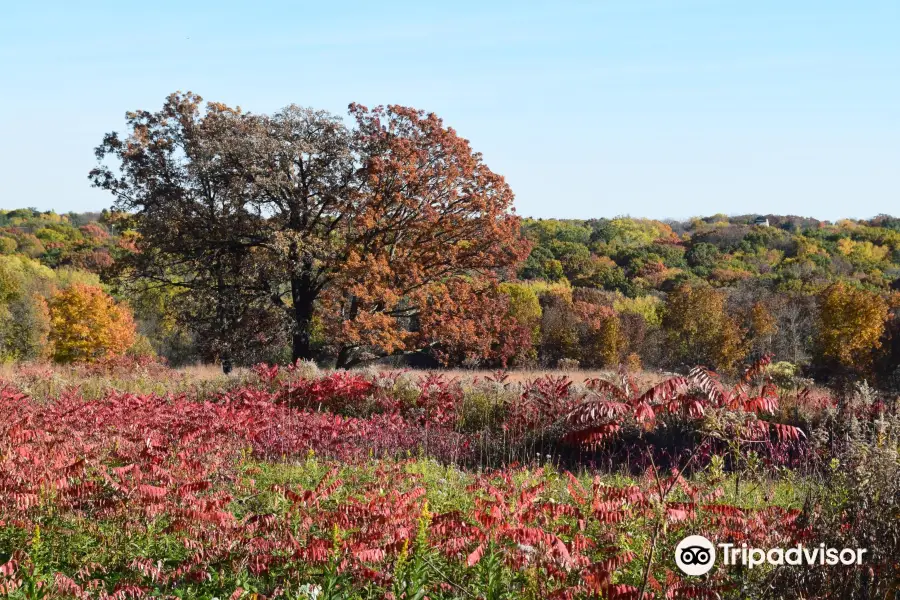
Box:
[878,291,900,390]
[539,293,581,367]
[572,300,622,368]
[91,93,528,368]
[746,301,778,356]
[0,256,54,361]
[662,284,747,372]
[89,94,276,367]
[817,282,889,374]
[0,293,50,361]
[499,282,542,364]
[48,284,136,363]
[247,103,527,366]
[413,278,531,367]
[726,282,780,359]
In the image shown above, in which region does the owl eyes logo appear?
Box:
[675,535,716,576]
[680,546,712,565]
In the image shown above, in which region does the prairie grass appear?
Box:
[0,361,250,402]
[0,361,670,402]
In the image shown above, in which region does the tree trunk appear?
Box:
[334,295,360,369]
[336,346,357,369]
[215,260,233,374]
[291,275,317,363]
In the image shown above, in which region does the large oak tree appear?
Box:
[91,93,528,367]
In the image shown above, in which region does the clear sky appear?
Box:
[1,0,897,221]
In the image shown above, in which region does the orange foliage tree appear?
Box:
[49,284,136,363]
[414,278,532,367]
[818,282,889,373]
[92,94,529,368]
[305,104,529,367]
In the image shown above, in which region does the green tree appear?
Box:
[519,246,565,281]
[686,242,721,269]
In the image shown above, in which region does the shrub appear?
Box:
[767,360,800,389]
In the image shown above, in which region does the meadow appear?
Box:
[1,358,898,599]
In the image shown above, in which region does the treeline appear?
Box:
[1,92,898,388]
[513,216,900,386]
[2,207,898,387]
[520,214,900,295]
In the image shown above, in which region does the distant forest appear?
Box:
[2,206,899,388]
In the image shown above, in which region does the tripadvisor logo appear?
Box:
[675,535,716,576]
[675,535,868,576]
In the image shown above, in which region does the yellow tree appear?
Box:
[746,301,778,356]
[573,300,622,368]
[818,282,889,373]
[662,284,747,372]
[500,283,542,338]
[49,284,136,363]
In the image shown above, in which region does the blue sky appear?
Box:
[1,0,897,220]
